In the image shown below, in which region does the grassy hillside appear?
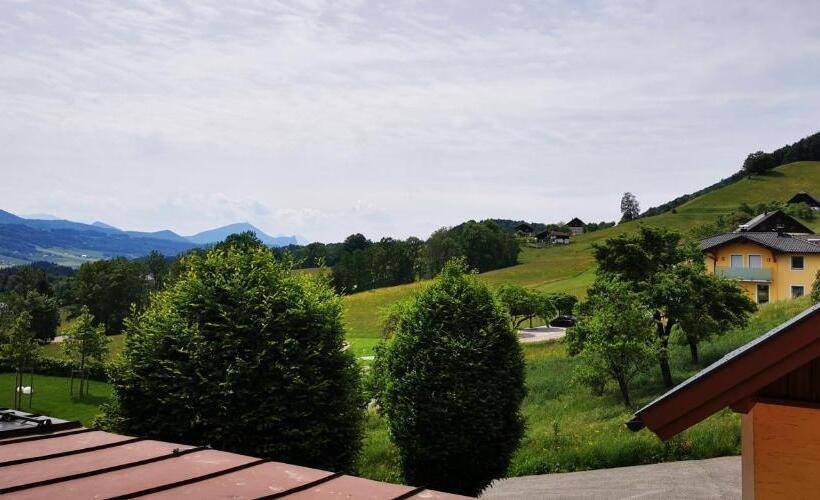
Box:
[344,161,820,341]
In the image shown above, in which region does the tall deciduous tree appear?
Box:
[620,192,641,222]
[566,278,655,406]
[63,306,109,397]
[7,290,60,342]
[497,285,554,329]
[1,312,40,409]
[144,250,170,290]
[677,270,756,363]
[743,151,776,175]
[593,226,754,387]
[74,257,148,333]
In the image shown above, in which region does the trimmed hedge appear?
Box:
[372,260,526,496]
[0,356,108,382]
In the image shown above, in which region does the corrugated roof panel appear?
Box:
[145,461,335,499]
[286,474,417,499]
[0,430,132,464]
[7,449,259,499]
[0,440,188,490]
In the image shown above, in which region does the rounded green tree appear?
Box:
[373,259,526,496]
[100,240,363,472]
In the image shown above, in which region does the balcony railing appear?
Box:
[715,266,772,282]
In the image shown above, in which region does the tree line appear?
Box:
[327,220,520,294]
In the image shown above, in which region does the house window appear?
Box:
[757,285,770,304]
[792,286,805,298]
[730,255,743,268]
[748,255,762,268]
[791,256,804,270]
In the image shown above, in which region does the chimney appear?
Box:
[776,224,785,236]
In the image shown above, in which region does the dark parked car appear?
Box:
[549,315,577,328]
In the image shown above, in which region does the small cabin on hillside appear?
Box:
[737,210,813,234]
[629,303,820,500]
[787,191,820,210]
[566,218,585,235]
[514,223,533,236]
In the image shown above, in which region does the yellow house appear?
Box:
[701,213,820,304]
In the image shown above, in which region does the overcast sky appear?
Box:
[1,1,819,242]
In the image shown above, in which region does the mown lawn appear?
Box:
[42,334,125,361]
[354,297,814,482]
[0,373,111,426]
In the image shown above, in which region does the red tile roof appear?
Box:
[0,410,469,499]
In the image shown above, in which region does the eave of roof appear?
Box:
[632,303,820,440]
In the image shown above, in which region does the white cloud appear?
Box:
[1,0,819,241]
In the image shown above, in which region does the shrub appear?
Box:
[372,259,526,496]
[99,241,364,472]
[812,270,820,303]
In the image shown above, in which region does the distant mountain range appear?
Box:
[0,209,302,268]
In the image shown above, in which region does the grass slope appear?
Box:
[343,161,820,341]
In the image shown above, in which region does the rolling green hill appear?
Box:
[343,161,820,341]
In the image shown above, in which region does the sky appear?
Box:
[1,0,819,243]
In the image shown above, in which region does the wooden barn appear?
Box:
[787,191,820,210]
[566,217,585,235]
[629,303,820,499]
[514,222,534,236]
[737,210,814,234]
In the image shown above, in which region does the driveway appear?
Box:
[481,456,740,499]
[518,326,566,344]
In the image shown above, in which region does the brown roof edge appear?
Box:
[631,303,820,440]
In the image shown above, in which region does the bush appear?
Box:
[372,260,526,495]
[99,241,364,472]
[812,270,820,303]
[0,356,108,381]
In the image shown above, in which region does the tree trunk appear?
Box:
[617,375,631,407]
[688,337,699,364]
[79,352,86,398]
[656,320,674,388]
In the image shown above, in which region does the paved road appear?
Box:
[482,456,740,499]
[518,326,566,344]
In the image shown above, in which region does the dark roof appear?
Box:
[700,232,820,254]
[0,411,468,499]
[632,303,820,440]
[567,217,585,227]
[737,210,813,234]
[514,223,533,233]
[787,191,820,207]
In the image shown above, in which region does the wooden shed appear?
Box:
[629,303,820,499]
